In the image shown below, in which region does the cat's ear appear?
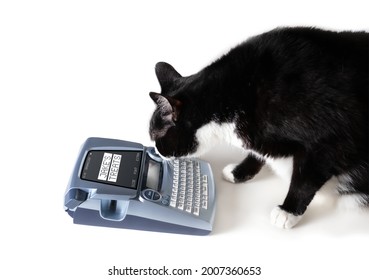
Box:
[149,92,182,121]
[155,62,182,92]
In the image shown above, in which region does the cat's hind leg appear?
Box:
[223,154,265,183]
[337,163,369,209]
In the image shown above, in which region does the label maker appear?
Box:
[64,137,216,235]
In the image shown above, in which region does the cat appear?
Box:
[148,27,368,229]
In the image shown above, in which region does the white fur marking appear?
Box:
[338,194,369,210]
[336,172,369,209]
[250,151,293,182]
[222,163,238,183]
[270,206,303,229]
[191,121,294,184]
[190,121,244,157]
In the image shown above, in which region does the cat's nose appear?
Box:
[154,145,174,160]
[154,146,162,157]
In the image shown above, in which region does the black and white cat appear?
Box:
[148,27,368,229]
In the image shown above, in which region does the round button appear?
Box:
[161,199,169,206]
[142,189,154,200]
[142,189,161,202]
[153,192,161,201]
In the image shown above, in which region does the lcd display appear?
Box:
[81,150,142,189]
[146,160,161,190]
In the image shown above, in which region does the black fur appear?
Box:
[149,27,368,221]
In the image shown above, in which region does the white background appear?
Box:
[1,1,368,279]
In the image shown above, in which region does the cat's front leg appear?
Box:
[223,154,265,183]
[271,153,331,229]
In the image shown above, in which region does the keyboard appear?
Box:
[169,159,209,216]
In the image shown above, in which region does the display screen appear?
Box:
[146,160,161,190]
[81,150,142,189]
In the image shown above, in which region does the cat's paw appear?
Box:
[270,206,303,229]
[222,164,238,183]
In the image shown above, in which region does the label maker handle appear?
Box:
[99,199,130,221]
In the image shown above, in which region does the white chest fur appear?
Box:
[191,121,244,157]
[193,121,293,182]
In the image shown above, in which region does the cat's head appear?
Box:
[149,62,208,158]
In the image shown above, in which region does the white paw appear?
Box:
[270,206,303,229]
[222,164,238,183]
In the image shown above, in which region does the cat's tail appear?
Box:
[336,163,369,210]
